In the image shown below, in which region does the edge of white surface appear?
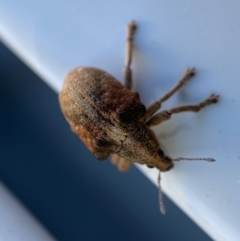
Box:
[0,24,61,93]
[0,182,56,241]
[138,166,231,241]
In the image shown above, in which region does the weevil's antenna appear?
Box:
[158,171,166,214]
[173,157,215,162]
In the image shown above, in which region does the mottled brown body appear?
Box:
[59,67,171,170]
[59,21,219,174]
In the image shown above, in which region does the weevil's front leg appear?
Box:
[111,154,132,171]
[124,21,137,90]
[144,68,196,121]
[146,94,219,126]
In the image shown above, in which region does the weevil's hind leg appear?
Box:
[111,154,132,171]
[124,21,137,90]
[146,94,219,126]
[144,68,196,121]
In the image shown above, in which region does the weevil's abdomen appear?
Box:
[59,67,146,160]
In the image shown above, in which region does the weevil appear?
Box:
[59,21,219,213]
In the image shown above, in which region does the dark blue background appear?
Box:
[0,41,212,241]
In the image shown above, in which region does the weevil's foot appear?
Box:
[128,21,137,32]
[204,94,220,105]
[180,67,196,85]
[208,94,219,104]
[185,67,196,79]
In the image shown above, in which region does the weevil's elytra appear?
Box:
[59,21,219,213]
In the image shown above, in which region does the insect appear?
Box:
[59,21,219,213]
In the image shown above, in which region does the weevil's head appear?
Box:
[147,149,174,172]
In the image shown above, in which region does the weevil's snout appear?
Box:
[147,149,174,172]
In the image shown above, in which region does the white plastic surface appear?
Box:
[0,1,239,241]
[0,182,56,241]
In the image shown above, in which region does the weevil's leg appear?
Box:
[124,21,137,90]
[144,68,196,121]
[158,171,166,214]
[117,158,132,171]
[146,94,219,126]
[111,154,120,165]
[111,154,132,171]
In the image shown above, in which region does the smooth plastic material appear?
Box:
[0,1,239,241]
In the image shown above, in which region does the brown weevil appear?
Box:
[59,21,219,213]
